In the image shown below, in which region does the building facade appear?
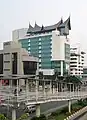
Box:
[18,17,71,76]
[12,28,28,41]
[0,41,38,78]
[70,45,85,76]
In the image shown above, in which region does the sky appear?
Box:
[0,0,87,64]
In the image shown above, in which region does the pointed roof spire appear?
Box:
[34,21,41,31]
[29,22,30,28]
[60,17,63,24]
[58,16,71,30]
[35,21,37,27]
[64,16,71,30]
[41,24,45,31]
[27,22,34,33]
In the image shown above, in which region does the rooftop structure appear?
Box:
[27,17,71,36]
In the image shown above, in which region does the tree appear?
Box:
[64,75,82,91]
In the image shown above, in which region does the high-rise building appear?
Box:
[70,44,85,76]
[18,17,71,76]
[12,28,28,41]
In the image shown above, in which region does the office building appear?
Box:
[70,44,85,76]
[18,17,71,76]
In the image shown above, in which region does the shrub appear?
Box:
[0,114,8,120]
[31,116,39,120]
[60,107,68,114]
[39,114,47,120]
[65,112,71,116]
[51,111,58,116]
[17,113,29,120]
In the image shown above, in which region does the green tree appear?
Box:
[64,75,82,91]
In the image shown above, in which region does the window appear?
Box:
[28,47,30,50]
[39,50,41,53]
[39,46,41,49]
[70,65,77,67]
[4,53,10,55]
[39,42,41,45]
[70,58,77,60]
[4,69,10,71]
[70,62,77,64]
[28,39,30,42]
[39,54,41,57]
[4,61,10,63]
[39,38,41,41]
[39,59,41,62]
[28,51,31,54]
[28,43,30,46]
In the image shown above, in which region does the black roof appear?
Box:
[59,17,71,30]
[27,17,71,34]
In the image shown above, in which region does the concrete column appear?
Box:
[26,79,29,102]
[36,104,40,117]
[73,84,74,93]
[68,100,71,113]
[61,61,63,76]
[12,109,16,120]
[10,80,12,88]
[56,82,58,93]
[17,52,24,86]
[53,85,55,94]
[17,79,19,98]
[43,81,45,96]
[49,81,52,94]
[36,80,38,101]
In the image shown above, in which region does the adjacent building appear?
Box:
[0,41,38,79]
[18,17,71,76]
[70,44,85,76]
[12,28,28,41]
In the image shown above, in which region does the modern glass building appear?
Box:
[18,17,71,76]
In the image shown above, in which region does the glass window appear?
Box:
[39,50,41,53]
[28,43,30,46]
[28,39,30,42]
[28,47,30,50]
[39,46,41,49]
[39,42,41,45]
[39,38,41,41]
[39,54,41,57]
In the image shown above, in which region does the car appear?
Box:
[27,105,36,113]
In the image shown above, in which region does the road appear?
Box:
[0,101,69,119]
[29,100,69,118]
[74,112,87,120]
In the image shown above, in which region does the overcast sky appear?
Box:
[0,0,87,64]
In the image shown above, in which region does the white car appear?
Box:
[27,105,36,113]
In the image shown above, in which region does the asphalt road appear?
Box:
[0,101,69,119]
[29,100,69,118]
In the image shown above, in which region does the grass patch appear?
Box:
[55,114,66,120]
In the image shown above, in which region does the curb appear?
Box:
[64,106,87,120]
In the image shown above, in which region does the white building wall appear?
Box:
[51,31,65,61]
[70,45,85,76]
[12,28,28,41]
